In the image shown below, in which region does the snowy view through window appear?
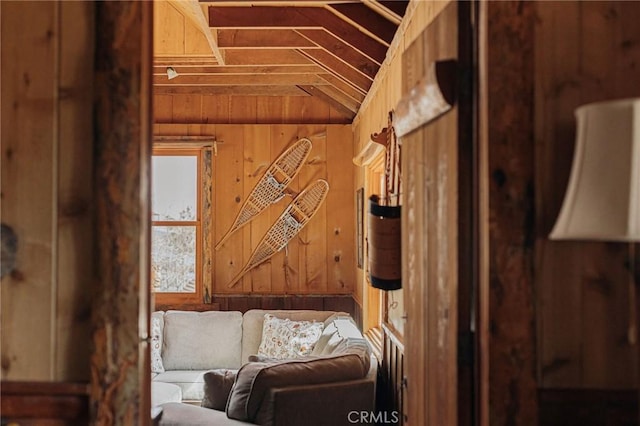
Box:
[152,155,198,293]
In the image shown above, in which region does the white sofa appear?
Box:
[151,309,374,404]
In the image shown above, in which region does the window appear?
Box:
[152,148,202,303]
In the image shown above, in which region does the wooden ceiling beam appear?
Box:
[317,73,366,103]
[153,73,332,86]
[154,85,309,96]
[208,6,387,63]
[377,1,409,18]
[363,0,402,25]
[298,84,359,114]
[154,57,220,65]
[299,49,372,94]
[202,1,362,4]
[328,3,398,44]
[217,29,316,48]
[169,0,225,64]
[153,64,323,75]
[224,49,313,65]
[208,6,318,28]
[296,29,380,78]
[295,7,388,64]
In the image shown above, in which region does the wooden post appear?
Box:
[485,2,537,425]
[92,1,152,424]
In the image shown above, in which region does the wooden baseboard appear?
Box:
[1,381,90,424]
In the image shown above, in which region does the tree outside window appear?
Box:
[152,149,202,303]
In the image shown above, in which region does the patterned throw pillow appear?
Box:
[257,314,324,359]
[151,315,165,373]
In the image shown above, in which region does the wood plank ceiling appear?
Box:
[153,0,409,118]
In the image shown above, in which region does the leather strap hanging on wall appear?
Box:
[368,112,402,291]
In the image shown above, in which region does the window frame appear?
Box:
[151,147,203,304]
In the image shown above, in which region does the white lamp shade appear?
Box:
[550,98,640,241]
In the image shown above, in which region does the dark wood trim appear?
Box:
[378,324,405,425]
[456,2,478,426]
[1,381,90,423]
[485,1,538,425]
[154,303,221,312]
[539,389,637,426]
[93,1,152,424]
[203,294,362,328]
[328,3,398,44]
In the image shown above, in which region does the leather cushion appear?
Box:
[226,353,370,422]
[201,369,237,411]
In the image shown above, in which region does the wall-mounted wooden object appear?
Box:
[368,196,402,291]
[394,59,457,138]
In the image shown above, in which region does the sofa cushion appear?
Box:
[153,370,208,401]
[241,310,341,364]
[257,314,324,359]
[151,311,165,373]
[226,354,370,422]
[159,402,249,426]
[201,369,237,411]
[152,382,182,406]
[162,310,243,370]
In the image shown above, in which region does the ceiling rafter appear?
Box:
[298,85,357,117]
[217,29,316,49]
[155,1,412,118]
[326,3,398,45]
[363,0,401,25]
[317,73,366,103]
[154,85,309,96]
[298,49,371,94]
[296,29,380,79]
[153,73,332,86]
[153,64,324,75]
[378,1,409,18]
[169,0,225,64]
[207,6,387,63]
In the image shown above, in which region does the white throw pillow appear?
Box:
[151,312,165,373]
[257,314,324,359]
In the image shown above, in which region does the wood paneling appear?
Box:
[154,123,355,296]
[485,2,538,426]
[1,0,57,381]
[93,1,152,424]
[1,0,94,382]
[1,381,90,425]
[208,295,361,327]
[352,0,450,319]
[401,3,458,426]
[378,324,405,425]
[154,0,214,58]
[154,93,351,124]
[538,389,638,426]
[535,1,640,390]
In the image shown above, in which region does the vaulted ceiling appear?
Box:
[153,0,409,119]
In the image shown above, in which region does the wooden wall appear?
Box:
[154,93,352,124]
[535,1,640,390]
[400,3,459,425]
[352,0,452,317]
[1,1,93,382]
[153,123,356,297]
